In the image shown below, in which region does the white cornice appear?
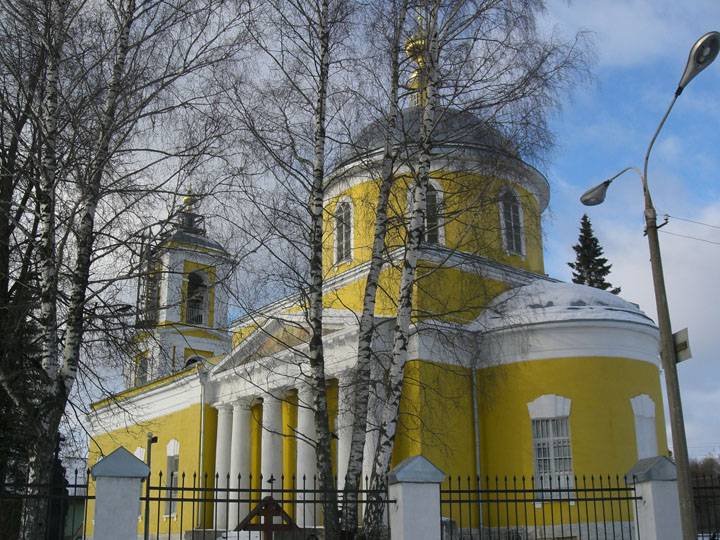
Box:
[87,372,202,435]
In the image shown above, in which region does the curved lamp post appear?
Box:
[581,31,720,540]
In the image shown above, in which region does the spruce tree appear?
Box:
[568,214,621,294]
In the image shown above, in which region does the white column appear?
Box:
[228,398,253,528]
[213,403,233,528]
[336,374,354,491]
[296,383,318,527]
[260,394,284,491]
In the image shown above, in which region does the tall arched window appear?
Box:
[335,200,352,263]
[501,190,523,255]
[186,271,207,324]
[425,184,440,244]
[165,439,180,515]
[528,394,573,497]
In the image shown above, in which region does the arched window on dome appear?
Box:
[335,199,353,264]
[186,271,208,325]
[500,189,524,255]
[528,394,574,497]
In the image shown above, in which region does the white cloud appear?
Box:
[541,0,720,69]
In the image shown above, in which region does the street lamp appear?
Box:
[581,31,720,540]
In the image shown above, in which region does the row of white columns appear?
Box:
[213,380,355,528]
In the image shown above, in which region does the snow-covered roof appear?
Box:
[473,280,656,331]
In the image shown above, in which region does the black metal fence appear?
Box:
[694,475,720,539]
[440,475,640,540]
[140,471,392,539]
[5,469,720,539]
[0,469,92,540]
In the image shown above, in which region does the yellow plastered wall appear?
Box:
[477,357,667,479]
[324,261,509,325]
[391,360,475,474]
[475,357,667,528]
[85,403,217,536]
[386,357,666,528]
[323,265,401,317]
[413,266,509,323]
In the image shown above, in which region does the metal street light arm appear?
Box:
[642,94,679,214]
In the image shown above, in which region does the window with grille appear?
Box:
[186,271,207,325]
[532,417,574,498]
[335,201,352,263]
[501,190,523,254]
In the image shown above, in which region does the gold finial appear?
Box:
[183,188,196,211]
[405,13,428,106]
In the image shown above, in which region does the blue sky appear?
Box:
[539,1,720,458]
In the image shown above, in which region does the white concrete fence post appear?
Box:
[91,446,150,540]
[388,455,445,540]
[628,456,682,540]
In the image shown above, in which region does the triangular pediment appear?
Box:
[211,309,359,376]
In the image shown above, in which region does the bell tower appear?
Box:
[131,194,231,386]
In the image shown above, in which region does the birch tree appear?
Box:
[0,1,250,537]
[340,0,410,530]
[226,0,355,535]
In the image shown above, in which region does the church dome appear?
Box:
[335,106,518,169]
[474,280,656,331]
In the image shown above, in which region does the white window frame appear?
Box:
[333,197,354,265]
[498,188,525,256]
[165,439,180,517]
[631,394,658,459]
[528,394,573,499]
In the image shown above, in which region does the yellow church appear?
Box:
[87,98,667,535]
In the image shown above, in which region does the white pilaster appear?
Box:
[213,403,233,528]
[228,398,253,528]
[296,384,318,527]
[336,374,354,491]
[260,394,284,490]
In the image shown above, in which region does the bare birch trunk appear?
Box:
[363,4,440,535]
[24,1,68,537]
[307,0,339,535]
[25,3,136,538]
[341,0,408,532]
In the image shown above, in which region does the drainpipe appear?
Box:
[470,366,483,531]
